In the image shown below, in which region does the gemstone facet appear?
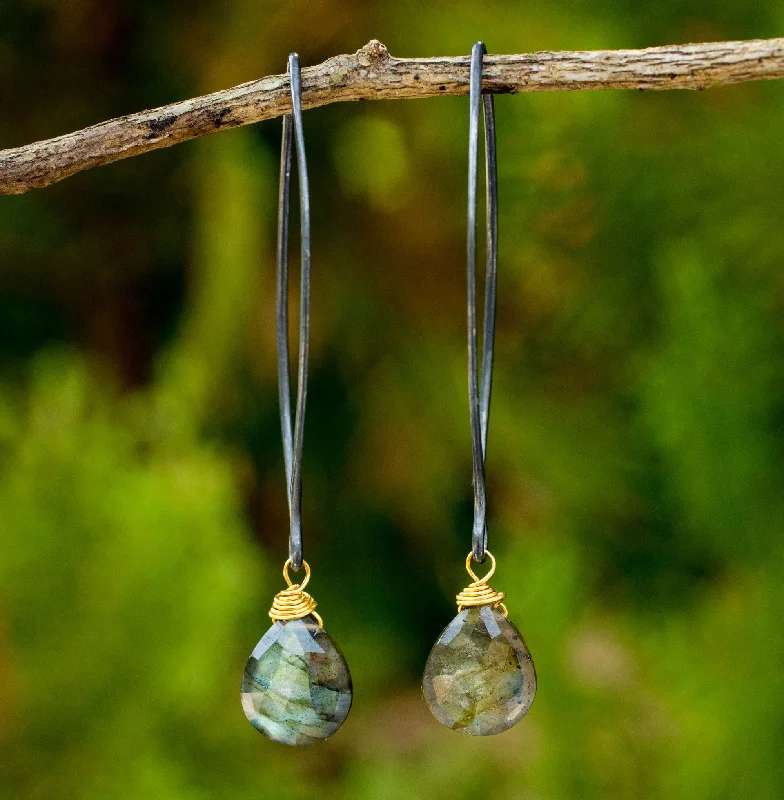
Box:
[422,605,536,735]
[241,615,352,745]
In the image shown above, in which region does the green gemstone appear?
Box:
[241,615,352,745]
[422,605,536,735]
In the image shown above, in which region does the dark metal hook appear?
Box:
[276,53,311,571]
[467,42,499,563]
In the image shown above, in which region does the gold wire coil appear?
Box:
[456,550,508,616]
[268,558,323,628]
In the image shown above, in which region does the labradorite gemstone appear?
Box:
[241,615,352,745]
[422,606,536,735]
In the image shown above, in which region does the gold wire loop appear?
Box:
[269,558,323,627]
[282,558,310,590]
[456,549,508,616]
[465,550,496,583]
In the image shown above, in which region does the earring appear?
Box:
[241,53,352,746]
[422,43,537,736]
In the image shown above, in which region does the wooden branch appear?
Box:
[2,37,784,195]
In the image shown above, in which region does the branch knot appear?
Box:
[356,39,390,67]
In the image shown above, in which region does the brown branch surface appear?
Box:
[2,37,784,195]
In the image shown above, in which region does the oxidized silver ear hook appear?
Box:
[276,53,311,571]
[467,41,499,563]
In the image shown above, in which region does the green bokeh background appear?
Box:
[2,3,784,798]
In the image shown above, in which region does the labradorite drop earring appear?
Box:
[240,53,352,746]
[422,42,537,736]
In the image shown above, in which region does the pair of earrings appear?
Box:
[241,44,536,746]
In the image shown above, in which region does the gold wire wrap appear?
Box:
[456,550,508,616]
[268,559,323,628]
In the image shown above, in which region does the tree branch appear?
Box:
[2,37,783,195]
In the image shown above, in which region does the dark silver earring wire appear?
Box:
[467,41,499,564]
[276,53,311,572]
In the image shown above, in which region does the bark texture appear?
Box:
[2,37,783,195]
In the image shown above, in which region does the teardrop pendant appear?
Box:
[422,552,536,735]
[241,560,352,745]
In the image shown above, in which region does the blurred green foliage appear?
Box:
[1,2,784,798]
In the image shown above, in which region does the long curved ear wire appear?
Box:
[467,41,499,564]
[276,52,311,573]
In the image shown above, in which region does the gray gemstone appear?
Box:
[422,606,536,735]
[241,615,352,745]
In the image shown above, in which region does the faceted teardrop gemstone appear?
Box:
[241,615,352,745]
[422,605,536,735]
